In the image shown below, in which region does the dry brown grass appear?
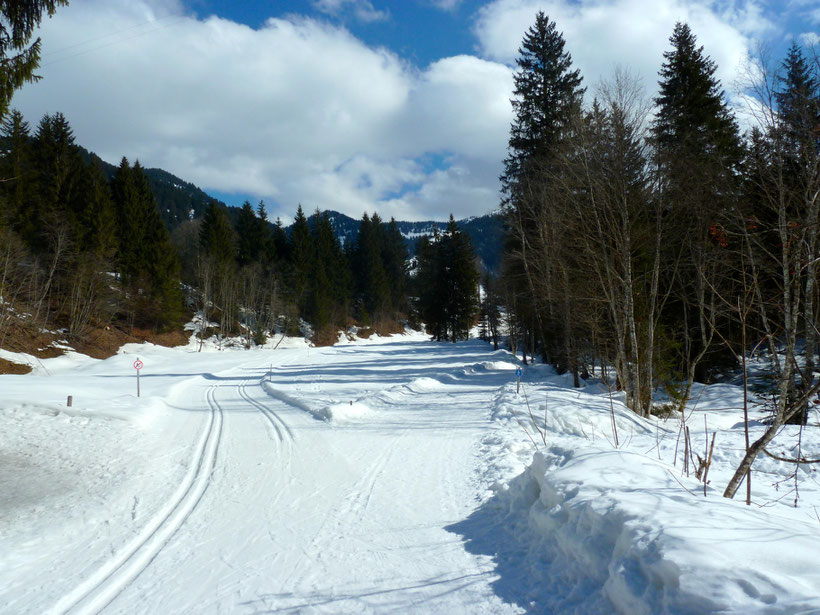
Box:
[1,311,190,373]
[0,357,32,374]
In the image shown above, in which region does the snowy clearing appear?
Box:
[2,332,819,614]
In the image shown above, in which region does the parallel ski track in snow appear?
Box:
[50,384,225,615]
[237,381,295,443]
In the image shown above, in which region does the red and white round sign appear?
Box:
[133,359,144,370]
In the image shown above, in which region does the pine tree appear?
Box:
[416,232,445,341]
[416,217,479,342]
[75,160,117,258]
[199,200,236,266]
[774,42,820,424]
[500,10,584,203]
[289,204,313,317]
[272,217,289,263]
[236,200,261,267]
[111,157,141,282]
[0,110,34,235]
[121,160,182,329]
[307,210,350,334]
[0,1,68,118]
[382,218,408,316]
[352,212,390,324]
[653,23,741,167]
[775,41,820,160]
[500,11,585,367]
[652,22,743,403]
[441,215,479,341]
[255,200,275,264]
[30,112,84,252]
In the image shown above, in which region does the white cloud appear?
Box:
[428,0,463,11]
[474,0,761,106]
[312,0,389,23]
[14,1,776,223]
[800,31,820,45]
[12,1,514,221]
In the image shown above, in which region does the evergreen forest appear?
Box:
[499,13,820,496]
[0,109,480,349]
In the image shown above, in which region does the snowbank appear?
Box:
[521,447,820,614]
[480,373,820,614]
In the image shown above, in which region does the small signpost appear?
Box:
[133,358,144,397]
[515,367,523,394]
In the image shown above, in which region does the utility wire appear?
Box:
[40,13,187,67]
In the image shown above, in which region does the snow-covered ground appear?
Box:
[1,331,819,614]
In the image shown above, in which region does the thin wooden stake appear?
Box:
[703,432,716,497]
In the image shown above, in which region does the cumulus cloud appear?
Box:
[14,0,780,222]
[12,0,514,220]
[474,0,763,105]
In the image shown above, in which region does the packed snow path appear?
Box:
[2,334,526,614]
[6,333,820,614]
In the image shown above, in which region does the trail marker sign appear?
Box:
[133,358,144,397]
[515,367,523,394]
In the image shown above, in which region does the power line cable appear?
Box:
[40,13,187,67]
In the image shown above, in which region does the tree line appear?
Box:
[0,111,181,340]
[500,12,820,497]
[0,108,480,347]
[179,200,479,346]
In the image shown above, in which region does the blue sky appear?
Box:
[189,0,489,65]
[12,0,819,222]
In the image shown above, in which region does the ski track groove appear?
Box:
[49,384,225,615]
[237,381,295,442]
[281,428,408,594]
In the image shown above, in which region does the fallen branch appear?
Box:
[761,449,820,464]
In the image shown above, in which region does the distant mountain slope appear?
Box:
[79,147,223,231]
[312,210,504,272]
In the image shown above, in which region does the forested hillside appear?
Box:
[77,147,228,231]
[0,110,483,356]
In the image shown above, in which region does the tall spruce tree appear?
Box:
[416,232,445,341]
[416,217,478,342]
[114,160,182,328]
[382,218,408,316]
[501,11,584,202]
[352,212,390,324]
[774,42,820,424]
[441,215,479,341]
[308,210,350,334]
[199,201,236,266]
[0,110,34,235]
[651,22,742,401]
[236,200,262,267]
[289,204,313,317]
[775,42,820,159]
[500,11,585,370]
[652,23,741,164]
[111,157,141,281]
[31,112,84,252]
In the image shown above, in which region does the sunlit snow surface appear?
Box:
[1,331,819,614]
